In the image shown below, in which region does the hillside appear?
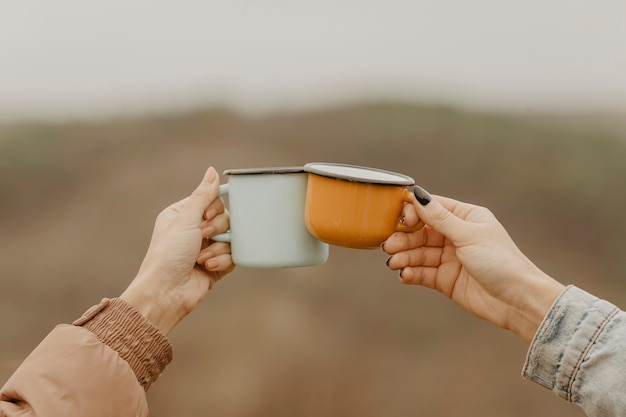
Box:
[2,103,625,416]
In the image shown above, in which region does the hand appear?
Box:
[383,188,565,343]
[121,167,233,335]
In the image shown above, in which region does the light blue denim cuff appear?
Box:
[522,285,620,403]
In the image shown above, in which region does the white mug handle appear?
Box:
[211,184,231,243]
[218,183,229,196]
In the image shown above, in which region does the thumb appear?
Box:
[411,186,468,241]
[178,167,220,227]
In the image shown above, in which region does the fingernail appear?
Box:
[380,242,386,251]
[412,185,431,206]
[205,259,220,270]
[204,208,218,220]
[398,269,404,281]
[206,167,217,182]
[385,255,393,266]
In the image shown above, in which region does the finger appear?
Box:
[383,228,425,254]
[435,195,489,221]
[201,211,230,238]
[383,226,445,254]
[178,167,220,227]
[398,266,439,288]
[387,246,444,270]
[204,253,234,272]
[197,241,231,264]
[411,188,470,242]
[205,258,235,290]
[401,200,420,228]
[203,197,225,221]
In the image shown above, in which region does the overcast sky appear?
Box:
[1,0,625,120]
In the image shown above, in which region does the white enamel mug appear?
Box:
[212,167,329,268]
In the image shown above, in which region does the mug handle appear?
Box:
[211,184,231,243]
[395,186,425,233]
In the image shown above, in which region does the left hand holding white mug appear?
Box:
[121,167,233,335]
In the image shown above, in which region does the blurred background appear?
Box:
[1,1,626,416]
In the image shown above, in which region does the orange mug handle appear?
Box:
[395,186,425,233]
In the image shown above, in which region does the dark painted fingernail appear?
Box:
[399,269,404,279]
[385,255,393,266]
[380,242,386,251]
[412,185,431,206]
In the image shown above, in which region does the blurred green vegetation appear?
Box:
[2,102,625,417]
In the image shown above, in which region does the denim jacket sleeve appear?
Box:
[523,285,626,417]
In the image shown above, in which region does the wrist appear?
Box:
[506,272,566,343]
[120,281,186,335]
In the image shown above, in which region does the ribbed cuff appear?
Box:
[73,298,173,390]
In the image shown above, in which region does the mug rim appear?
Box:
[304,162,414,185]
[223,166,305,175]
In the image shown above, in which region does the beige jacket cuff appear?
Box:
[73,298,173,390]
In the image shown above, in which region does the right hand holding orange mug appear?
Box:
[383,186,566,343]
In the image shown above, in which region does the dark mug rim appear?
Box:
[223,166,305,176]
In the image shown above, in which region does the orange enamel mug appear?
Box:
[303,162,424,249]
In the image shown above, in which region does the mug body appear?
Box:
[225,167,329,268]
[303,163,417,249]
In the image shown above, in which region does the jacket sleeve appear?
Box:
[0,298,173,417]
[523,285,626,417]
